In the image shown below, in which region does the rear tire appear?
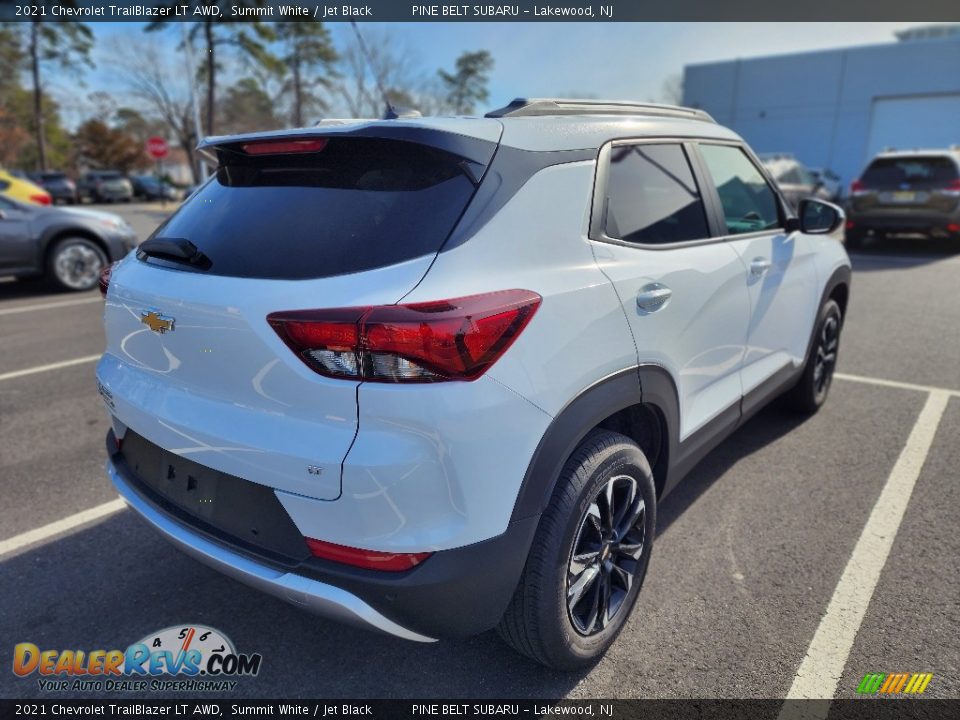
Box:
[497,429,656,669]
[785,298,843,414]
[47,237,108,292]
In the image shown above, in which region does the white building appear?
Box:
[683,28,960,193]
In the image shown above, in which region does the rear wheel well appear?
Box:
[596,403,667,497]
[44,229,109,269]
[829,282,849,320]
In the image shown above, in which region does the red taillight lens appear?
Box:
[943,178,960,193]
[242,138,328,155]
[98,262,116,297]
[305,537,431,572]
[850,179,866,195]
[29,193,51,205]
[267,290,541,383]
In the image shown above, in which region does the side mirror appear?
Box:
[798,198,844,235]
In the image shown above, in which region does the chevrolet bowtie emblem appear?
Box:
[141,310,175,334]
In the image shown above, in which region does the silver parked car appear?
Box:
[0,194,136,291]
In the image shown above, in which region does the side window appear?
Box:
[700,144,782,235]
[603,143,710,245]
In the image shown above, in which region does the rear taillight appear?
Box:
[29,193,51,205]
[850,179,867,196]
[268,289,541,383]
[305,537,431,572]
[942,178,960,195]
[98,262,115,297]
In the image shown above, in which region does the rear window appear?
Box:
[40,173,67,181]
[861,156,959,188]
[146,137,478,280]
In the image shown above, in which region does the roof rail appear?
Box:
[485,97,715,123]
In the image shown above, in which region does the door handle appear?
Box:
[750,258,772,277]
[636,283,673,313]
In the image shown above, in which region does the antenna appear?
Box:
[350,22,397,119]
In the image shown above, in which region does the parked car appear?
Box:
[808,167,843,201]
[130,174,180,201]
[760,153,832,210]
[97,98,850,669]
[0,194,135,290]
[0,169,52,206]
[78,170,134,203]
[29,170,78,205]
[846,149,960,248]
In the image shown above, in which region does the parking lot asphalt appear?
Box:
[1,206,958,701]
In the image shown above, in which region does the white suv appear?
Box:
[97,99,851,669]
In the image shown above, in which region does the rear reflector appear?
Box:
[268,290,541,383]
[305,537,431,571]
[242,138,328,155]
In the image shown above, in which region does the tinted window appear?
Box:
[603,144,710,245]
[861,156,959,189]
[146,137,478,280]
[700,145,781,235]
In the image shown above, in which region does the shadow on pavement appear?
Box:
[657,403,808,535]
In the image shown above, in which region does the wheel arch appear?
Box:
[510,365,680,523]
[41,226,111,269]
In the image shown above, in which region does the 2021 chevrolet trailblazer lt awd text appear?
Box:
[97,99,851,669]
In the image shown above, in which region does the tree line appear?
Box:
[0,6,495,183]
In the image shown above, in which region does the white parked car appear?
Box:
[97,98,851,669]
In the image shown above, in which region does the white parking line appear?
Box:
[0,498,127,558]
[0,296,101,316]
[0,354,100,382]
[780,390,950,709]
[836,372,960,398]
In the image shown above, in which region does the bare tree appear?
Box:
[335,28,436,118]
[660,73,685,105]
[108,36,202,183]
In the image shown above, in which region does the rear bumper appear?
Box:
[109,457,436,642]
[847,209,960,235]
[107,432,539,640]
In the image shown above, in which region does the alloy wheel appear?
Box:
[813,312,840,397]
[54,242,104,291]
[566,474,646,636]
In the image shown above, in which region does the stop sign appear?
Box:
[146,136,169,160]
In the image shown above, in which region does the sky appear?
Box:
[54,21,919,126]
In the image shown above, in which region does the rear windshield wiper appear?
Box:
[138,237,212,270]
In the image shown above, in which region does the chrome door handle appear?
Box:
[750,258,772,276]
[636,283,673,313]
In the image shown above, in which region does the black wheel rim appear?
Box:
[813,312,840,398]
[566,474,646,636]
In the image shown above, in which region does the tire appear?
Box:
[785,298,843,414]
[47,237,108,292]
[497,429,656,669]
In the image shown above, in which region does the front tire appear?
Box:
[785,298,843,414]
[47,237,108,292]
[497,430,656,669]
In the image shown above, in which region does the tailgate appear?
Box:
[98,255,433,500]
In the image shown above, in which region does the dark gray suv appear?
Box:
[846,149,960,248]
[0,195,136,291]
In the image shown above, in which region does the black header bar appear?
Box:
[1,0,959,22]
